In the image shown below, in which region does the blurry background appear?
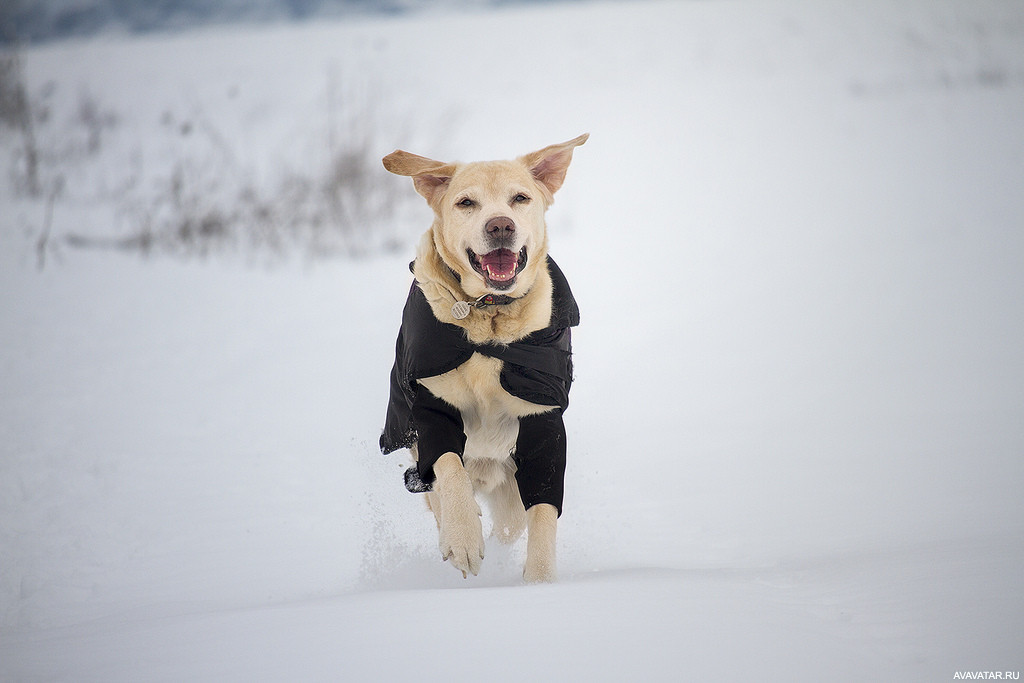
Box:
[2,1,1023,680]
[1,0,588,44]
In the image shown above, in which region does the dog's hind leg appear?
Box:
[523,503,557,583]
[432,451,485,578]
[488,476,526,544]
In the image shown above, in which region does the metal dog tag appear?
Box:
[451,301,471,320]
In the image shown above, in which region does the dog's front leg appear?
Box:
[433,451,485,578]
[523,503,557,583]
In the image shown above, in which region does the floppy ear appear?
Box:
[382,150,457,205]
[519,133,589,199]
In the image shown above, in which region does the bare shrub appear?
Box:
[76,88,118,155]
[0,49,40,196]
[76,72,417,262]
[10,62,428,265]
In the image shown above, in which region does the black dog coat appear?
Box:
[380,257,579,514]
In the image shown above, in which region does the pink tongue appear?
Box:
[480,248,517,277]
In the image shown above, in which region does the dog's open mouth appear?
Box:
[468,246,528,291]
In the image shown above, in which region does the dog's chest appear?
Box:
[418,353,552,462]
[418,353,545,419]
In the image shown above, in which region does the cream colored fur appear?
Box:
[383,134,587,582]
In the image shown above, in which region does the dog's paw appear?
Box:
[439,502,485,578]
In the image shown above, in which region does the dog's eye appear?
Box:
[456,197,476,208]
[512,193,531,204]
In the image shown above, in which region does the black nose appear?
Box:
[485,216,515,239]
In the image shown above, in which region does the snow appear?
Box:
[3,1,1024,680]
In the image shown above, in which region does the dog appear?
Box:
[379,134,587,582]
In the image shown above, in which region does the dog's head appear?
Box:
[383,134,588,297]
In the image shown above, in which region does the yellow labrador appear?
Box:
[380,134,587,582]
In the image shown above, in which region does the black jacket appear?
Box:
[379,257,579,512]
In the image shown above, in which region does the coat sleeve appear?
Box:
[409,384,466,486]
[513,410,567,516]
[380,336,467,485]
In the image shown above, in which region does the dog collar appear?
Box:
[451,292,522,320]
[411,259,526,319]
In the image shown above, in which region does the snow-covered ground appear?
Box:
[3,1,1023,680]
